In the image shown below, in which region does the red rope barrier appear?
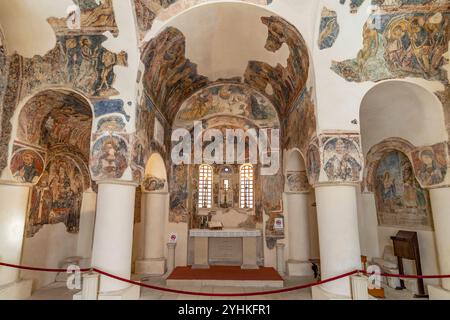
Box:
[93,268,358,297]
[0,262,91,273]
[2,261,450,297]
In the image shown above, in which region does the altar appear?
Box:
[190,229,262,269]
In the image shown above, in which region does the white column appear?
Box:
[167,243,176,274]
[314,185,361,298]
[76,190,97,260]
[91,182,136,294]
[135,192,167,275]
[276,243,286,275]
[0,182,33,299]
[286,192,312,276]
[429,187,450,291]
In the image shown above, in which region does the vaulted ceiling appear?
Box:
[141,2,310,125]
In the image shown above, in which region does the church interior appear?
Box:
[0,0,450,301]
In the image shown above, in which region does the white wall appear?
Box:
[20,223,78,290]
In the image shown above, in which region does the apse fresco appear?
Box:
[90,134,129,180]
[48,0,118,36]
[10,148,45,184]
[322,135,363,183]
[17,91,92,156]
[26,155,89,237]
[175,84,279,129]
[435,86,450,136]
[286,171,310,192]
[283,87,316,153]
[375,150,433,230]
[142,27,209,123]
[411,142,448,187]
[244,16,309,116]
[332,4,450,84]
[318,7,340,49]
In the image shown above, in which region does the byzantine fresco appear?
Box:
[286,171,310,193]
[16,90,92,156]
[332,4,450,84]
[244,16,310,116]
[306,141,321,185]
[318,7,340,49]
[142,175,166,192]
[10,148,45,184]
[435,86,450,136]
[20,34,127,98]
[411,142,448,187]
[90,134,129,180]
[48,0,118,36]
[175,83,279,129]
[340,0,367,13]
[283,87,317,153]
[0,32,7,110]
[374,150,433,230]
[26,154,90,237]
[142,26,209,123]
[169,164,189,223]
[321,134,363,183]
[96,116,127,133]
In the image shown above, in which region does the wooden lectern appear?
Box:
[390,231,428,298]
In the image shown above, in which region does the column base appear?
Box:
[428,285,450,300]
[241,264,259,270]
[0,280,33,300]
[287,260,313,276]
[191,264,210,269]
[86,285,141,300]
[135,258,166,276]
[311,285,351,300]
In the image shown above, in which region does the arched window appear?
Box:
[198,164,213,209]
[240,164,254,209]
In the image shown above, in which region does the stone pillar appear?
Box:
[167,243,176,274]
[135,192,168,275]
[313,184,361,298]
[0,182,33,299]
[286,192,312,276]
[76,190,97,261]
[428,187,450,298]
[91,182,140,299]
[276,243,286,276]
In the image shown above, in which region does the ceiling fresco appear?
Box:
[174,83,279,130]
[17,90,93,157]
[142,15,310,124]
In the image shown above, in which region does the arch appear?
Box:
[364,137,416,192]
[140,1,310,123]
[142,152,168,192]
[360,80,447,155]
[284,148,311,193]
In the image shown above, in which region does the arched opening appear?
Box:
[133,152,169,276]
[283,149,317,276]
[11,89,95,290]
[359,80,448,292]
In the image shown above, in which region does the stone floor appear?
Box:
[27,275,422,300]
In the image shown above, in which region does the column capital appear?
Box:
[313,181,361,189]
[0,179,33,188]
[95,179,139,187]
